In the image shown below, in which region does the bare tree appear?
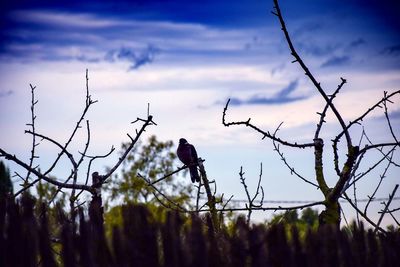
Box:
[0,70,157,223]
[221,0,400,230]
[1,1,399,234]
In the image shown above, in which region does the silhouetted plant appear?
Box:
[221,0,400,230]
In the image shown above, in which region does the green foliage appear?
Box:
[104,135,195,227]
[267,208,319,241]
[35,179,67,209]
[269,208,319,232]
[33,180,68,237]
[0,160,13,197]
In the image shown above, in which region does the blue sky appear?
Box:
[1,0,399,225]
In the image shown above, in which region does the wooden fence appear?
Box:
[0,195,399,267]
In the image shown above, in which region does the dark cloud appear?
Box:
[225,80,307,106]
[104,45,159,70]
[270,63,285,76]
[0,90,13,98]
[321,56,350,68]
[388,110,400,119]
[297,42,341,57]
[76,55,101,63]
[349,38,366,48]
[276,79,298,98]
[381,44,400,56]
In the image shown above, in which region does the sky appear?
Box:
[1,0,399,226]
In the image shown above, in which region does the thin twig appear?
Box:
[364,150,394,215]
[273,0,352,149]
[97,115,156,186]
[333,89,400,154]
[383,91,399,144]
[222,99,315,148]
[0,148,94,193]
[24,84,39,185]
[343,193,387,234]
[272,123,319,188]
[198,200,324,213]
[238,164,265,224]
[374,184,399,233]
[315,77,346,140]
[43,69,97,177]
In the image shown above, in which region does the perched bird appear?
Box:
[177,138,200,183]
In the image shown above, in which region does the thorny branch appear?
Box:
[374,184,399,233]
[314,77,347,140]
[1,70,156,203]
[223,99,315,149]
[216,0,399,229]
[363,150,394,216]
[1,0,399,230]
[272,0,352,150]
[199,201,325,213]
[239,164,265,224]
[42,70,98,179]
[342,193,387,234]
[383,91,399,144]
[137,173,188,212]
[24,84,40,185]
[272,123,319,188]
[333,90,400,150]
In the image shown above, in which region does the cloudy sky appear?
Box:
[1,0,399,225]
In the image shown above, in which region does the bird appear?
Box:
[177,138,200,183]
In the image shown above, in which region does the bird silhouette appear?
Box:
[177,138,200,183]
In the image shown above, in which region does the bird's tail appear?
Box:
[189,166,200,183]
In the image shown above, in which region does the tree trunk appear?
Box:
[318,200,340,229]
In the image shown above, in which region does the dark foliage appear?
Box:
[0,196,399,267]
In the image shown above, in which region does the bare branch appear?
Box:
[273,0,352,149]
[251,163,265,206]
[151,162,201,185]
[238,164,266,224]
[363,150,394,215]
[272,124,319,188]
[374,184,399,233]
[137,173,188,212]
[100,115,156,184]
[0,148,94,193]
[14,177,41,197]
[43,69,97,177]
[24,83,39,185]
[358,142,399,155]
[315,77,347,139]
[333,89,400,153]
[195,179,204,212]
[383,91,399,143]
[25,130,77,168]
[342,193,387,234]
[222,99,315,148]
[199,200,324,213]
[75,146,115,200]
[363,130,399,167]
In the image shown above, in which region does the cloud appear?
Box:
[224,80,307,106]
[270,63,285,76]
[388,110,400,119]
[298,42,340,57]
[0,90,13,98]
[104,45,159,70]
[381,44,400,56]
[349,38,366,48]
[320,56,350,68]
